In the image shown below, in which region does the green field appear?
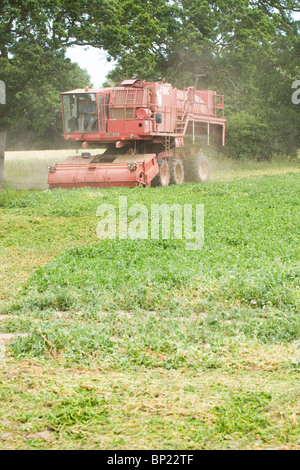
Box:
[0,156,299,449]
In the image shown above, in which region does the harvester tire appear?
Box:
[170,158,184,185]
[183,154,211,183]
[152,158,170,187]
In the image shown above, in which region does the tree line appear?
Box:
[0,0,299,158]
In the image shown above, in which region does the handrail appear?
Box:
[107,87,224,136]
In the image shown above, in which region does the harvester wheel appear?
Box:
[183,154,211,183]
[170,158,184,185]
[152,158,170,187]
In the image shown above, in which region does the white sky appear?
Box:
[65,45,116,88]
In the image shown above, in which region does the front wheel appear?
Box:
[152,158,170,187]
[170,158,184,185]
[183,154,211,183]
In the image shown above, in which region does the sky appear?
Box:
[65,45,116,88]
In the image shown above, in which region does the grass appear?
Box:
[0,364,299,449]
[0,153,299,449]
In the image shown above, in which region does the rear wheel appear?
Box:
[183,154,211,183]
[170,158,184,185]
[152,158,170,187]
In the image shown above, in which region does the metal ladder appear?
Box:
[175,99,190,134]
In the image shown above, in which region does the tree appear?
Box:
[106,1,299,83]
[0,0,127,59]
[105,0,180,80]
[0,0,130,148]
[1,44,92,149]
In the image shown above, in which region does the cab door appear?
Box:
[98,93,109,134]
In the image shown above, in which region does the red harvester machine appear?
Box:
[48,79,225,189]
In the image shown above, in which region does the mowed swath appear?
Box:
[0,162,299,449]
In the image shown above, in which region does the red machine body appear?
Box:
[48,79,225,188]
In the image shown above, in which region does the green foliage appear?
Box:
[0,0,126,57]
[108,1,299,81]
[3,173,299,367]
[213,392,272,434]
[0,48,91,149]
[0,0,126,148]
[225,112,272,160]
[1,168,300,449]
[106,0,180,80]
[47,390,109,430]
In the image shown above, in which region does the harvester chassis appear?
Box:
[48,79,225,189]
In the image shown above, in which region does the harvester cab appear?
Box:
[62,92,100,134]
[48,79,225,189]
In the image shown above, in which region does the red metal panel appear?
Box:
[196,91,216,115]
[48,155,159,189]
[153,83,177,133]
